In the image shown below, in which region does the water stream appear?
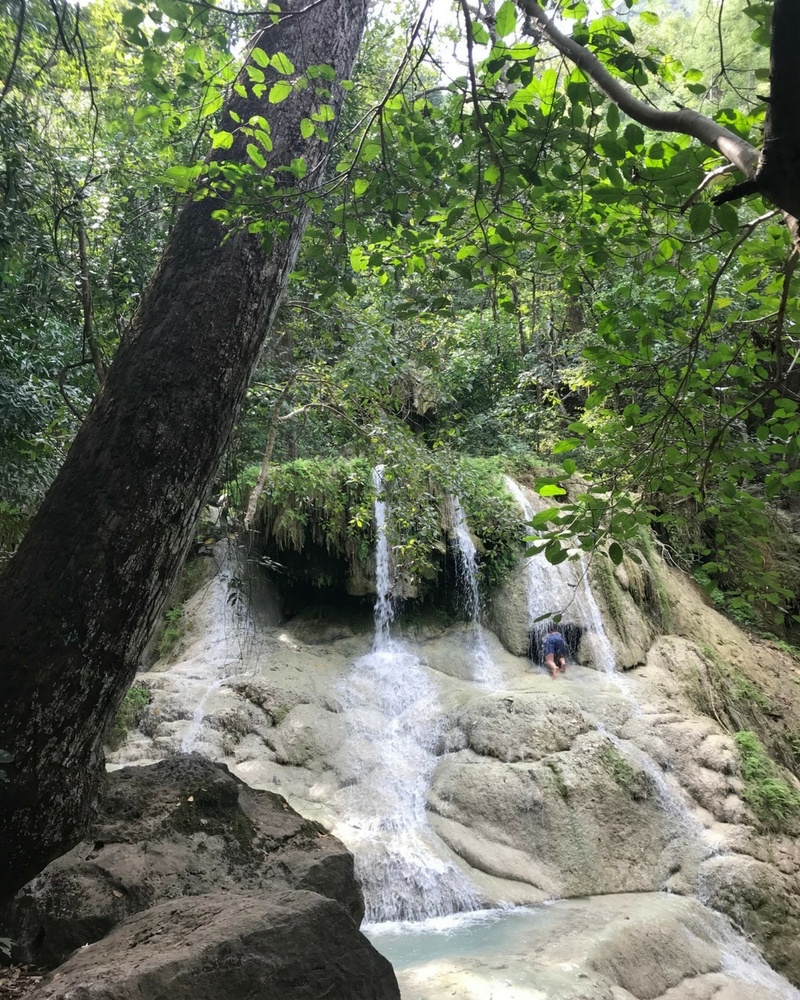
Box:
[449,495,503,688]
[330,469,480,921]
[175,543,258,752]
[503,476,616,672]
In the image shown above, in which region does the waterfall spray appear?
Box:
[450,496,503,688]
[503,476,616,672]
[332,468,480,922]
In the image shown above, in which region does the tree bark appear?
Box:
[0,0,368,902]
[755,0,800,220]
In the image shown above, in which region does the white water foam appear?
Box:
[171,543,258,753]
[331,469,480,922]
[450,495,503,688]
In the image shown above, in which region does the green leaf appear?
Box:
[545,540,569,564]
[300,118,315,138]
[271,51,296,74]
[290,157,307,178]
[246,143,266,168]
[689,202,711,235]
[354,177,369,196]
[132,105,160,125]
[269,81,293,103]
[121,6,145,27]
[529,507,561,529]
[539,484,567,497]
[714,203,739,234]
[495,0,517,37]
[201,91,223,118]
[470,21,490,44]
[212,130,234,149]
[349,247,369,272]
[562,458,576,474]
[251,47,269,68]
[608,542,624,565]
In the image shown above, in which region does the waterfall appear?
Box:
[332,468,480,922]
[503,476,616,673]
[450,496,503,688]
[176,543,257,753]
[372,465,394,649]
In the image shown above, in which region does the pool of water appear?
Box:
[364,896,800,1000]
[365,906,542,971]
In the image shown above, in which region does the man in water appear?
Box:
[543,630,567,679]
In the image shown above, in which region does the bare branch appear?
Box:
[679,162,736,213]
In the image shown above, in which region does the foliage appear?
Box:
[107,682,150,750]
[245,453,524,600]
[3,0,800,646]
[158,605,186,658]
[734,730,800,832]
[691,645,800,781]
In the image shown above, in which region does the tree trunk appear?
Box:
[755,0,800,219]
[0,0,368,902]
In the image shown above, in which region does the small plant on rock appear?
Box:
[107,683,151,751]
[734,730,800,832]
[158,605,186,658]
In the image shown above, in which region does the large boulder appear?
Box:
[427,730,700,901]
[4,755,364,968]
[27,890,399,1000]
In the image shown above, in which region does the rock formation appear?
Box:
[3,755,399,1000]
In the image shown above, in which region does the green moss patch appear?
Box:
[246,455,523,600]
[734,730,800,833]
[600,743,651,801]
[107,682,151,751]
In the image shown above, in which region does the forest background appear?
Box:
[2,0,800,893]
[2,0,797,634]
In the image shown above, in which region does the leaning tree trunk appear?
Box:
[754,0,800,219]
[0,0,368,902]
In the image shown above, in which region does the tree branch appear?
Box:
[518,0,759,179]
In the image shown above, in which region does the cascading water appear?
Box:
[503,476,616,672]
[177,543,257,753]
[503,476,736,892]
[450,495,503,688]
[332,469,480,922]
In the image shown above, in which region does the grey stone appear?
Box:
[5,755,363,968]
[27,890,399,1000]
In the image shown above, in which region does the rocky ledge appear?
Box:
[1,755,399,1000]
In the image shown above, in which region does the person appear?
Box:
[543,630,567,680]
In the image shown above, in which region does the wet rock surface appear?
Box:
[4,755,365,969]
[26,890,398,1000]
[388,893,793,1000]
[104,521,800,992]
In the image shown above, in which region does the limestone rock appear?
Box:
[428,731,695,900]
[27,890,399,1000]
[394,892,791,1000]
[701,853,800,986]
[451,692,592,762]
[270,702,347,767]
[5,755,363,968]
